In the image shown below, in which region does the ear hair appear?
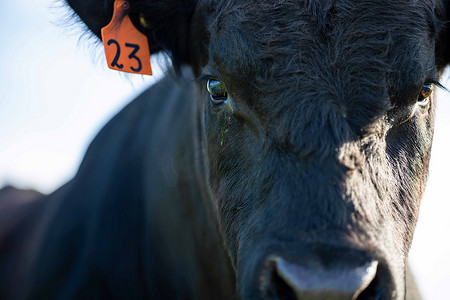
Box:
[65,0,113,38]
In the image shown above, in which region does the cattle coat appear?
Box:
[3,0,450,299]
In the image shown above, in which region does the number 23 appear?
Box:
[107,39,142,72]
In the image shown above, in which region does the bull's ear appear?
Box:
[65,0,197,66]
[436,1,450,70]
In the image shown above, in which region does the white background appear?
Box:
[1,1,449,299]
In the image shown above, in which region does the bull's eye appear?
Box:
[400,83,434,124]
[417,84,432,106]
[207,79,228,104]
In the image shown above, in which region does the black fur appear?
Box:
[2,0,450,299]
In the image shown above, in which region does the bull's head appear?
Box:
[67,0,450,299]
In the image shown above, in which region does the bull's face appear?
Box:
[67,0,449,299]
[193,1,443,299]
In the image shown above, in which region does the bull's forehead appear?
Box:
[208,0,438,104]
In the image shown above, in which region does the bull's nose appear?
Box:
[261,256,379,300]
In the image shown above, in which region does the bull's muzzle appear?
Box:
[259,253,392,299]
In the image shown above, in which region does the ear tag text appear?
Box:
[101,0,152,75]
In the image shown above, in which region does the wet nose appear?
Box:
[262,256,379,300]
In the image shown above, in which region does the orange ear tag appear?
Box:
[101,0,152,75]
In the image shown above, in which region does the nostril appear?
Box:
[264,262,297,300]
[261,256,379,300]
[356,269,384,300]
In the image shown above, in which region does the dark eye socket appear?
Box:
[207,79,228,104]
[418,84,432,105]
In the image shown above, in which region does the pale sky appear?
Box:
[1,1,449,299]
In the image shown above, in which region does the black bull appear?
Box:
[2,0,450,299]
